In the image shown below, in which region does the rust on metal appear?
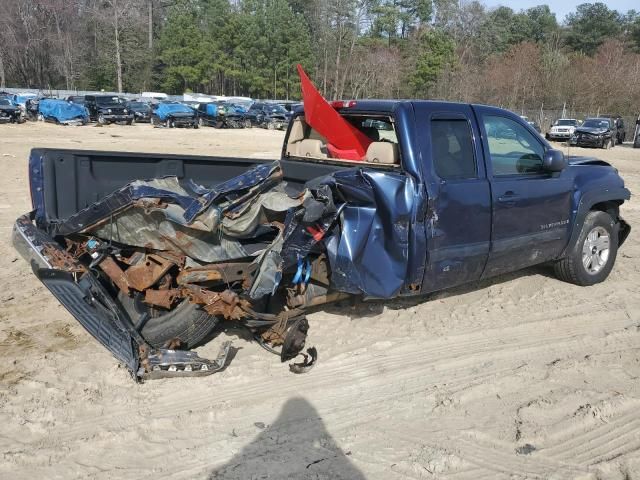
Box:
[184,286,250,320]
[42,244,86,273]
[144,289,181,309]
[287,290,351,309]
[125,254,175,291]
[176,262,256,286]
[98,256,130,293]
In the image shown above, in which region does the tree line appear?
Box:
[1,0,639,114]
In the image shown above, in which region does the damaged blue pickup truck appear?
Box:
[12,100,631,380]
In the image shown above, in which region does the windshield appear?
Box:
[128,102,148,109]
[582,119,610,129]
[95,96,122,105]
[555,119,577,126]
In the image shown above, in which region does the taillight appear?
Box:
[330,100,357,109]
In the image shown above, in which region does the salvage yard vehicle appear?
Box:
[85,95,134,125]
[151,102,199,128]
[245,102,290,129]
[65,95,86,106]
[126,100,152,123]
[12,66,631,381]
[196,102,248,128]
[546,118,579,141]
[600,115,626,144]
[572,118,617,149]
[0,98,25,123]
[37,98,89,125]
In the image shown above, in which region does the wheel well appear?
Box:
[590,200,621,220]
[590,200,630,246]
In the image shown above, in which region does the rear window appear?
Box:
[286,114,400,165]
[431,119,476,179]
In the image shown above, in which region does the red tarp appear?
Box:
[297,64,372,161]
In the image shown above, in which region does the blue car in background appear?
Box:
[196,101,250,128]
[151,102,198,128]
[11,92,37,110]
[38,98,89,125]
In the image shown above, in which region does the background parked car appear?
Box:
[84,95,134,125]
[599,115,626,144]
[519,115,541,133]
[245,102,290,129]
[196,101,249,128]
[126,100,152,123]
[546,118,580,141]
[0,98,24,123]
[10,92,36,111]
[65,95,86,105]
[37,98,89,125]
[572,117,616,149]
[151,101,198,128]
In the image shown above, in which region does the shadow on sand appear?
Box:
[209,397,367,479]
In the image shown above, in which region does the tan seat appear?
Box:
[298,139,327,158]
[285,119,305,156]
[366,142,399,164]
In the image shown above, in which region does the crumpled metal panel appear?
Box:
[90,208,248,263]
[317,169,417,299]
[53,159,423,300]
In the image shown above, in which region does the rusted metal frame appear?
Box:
[176,262,257,286]
[124,254,175,291]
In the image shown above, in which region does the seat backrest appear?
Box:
[366,142,399,164]
[298,139,326,158]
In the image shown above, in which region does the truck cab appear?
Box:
[283,100,629,290]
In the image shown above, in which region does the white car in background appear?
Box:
[546,118,580,141]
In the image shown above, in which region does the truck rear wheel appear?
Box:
[554,211,618,286]
[118,292,219,348]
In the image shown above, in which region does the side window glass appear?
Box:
[431,119,476,179]
[483,115,544,176]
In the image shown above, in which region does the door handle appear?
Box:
[498,191,520,204]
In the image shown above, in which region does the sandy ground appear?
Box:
[1,122,639,480]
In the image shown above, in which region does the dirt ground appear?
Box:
[1,122,639,480]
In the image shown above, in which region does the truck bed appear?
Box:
[34,149,352,222]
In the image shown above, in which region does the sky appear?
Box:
[483,0,637,23]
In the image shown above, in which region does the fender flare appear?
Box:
[560,187,631,258]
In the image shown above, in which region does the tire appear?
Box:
[554,211,618,286]
[127,118,134,126]
[267,121,275,130]
[168,119,175,128]
[150,116,157,126]
[98,114,106,125]
[37,113,44,122]
[244,119,252,129]
[118,292,219,348]
[198,117,205,127]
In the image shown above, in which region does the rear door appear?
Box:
[474,106,573,277]
[414,103,492,292]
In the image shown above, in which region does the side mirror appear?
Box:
[543,149,567,173]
